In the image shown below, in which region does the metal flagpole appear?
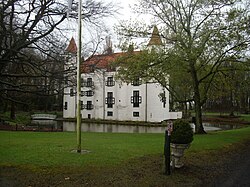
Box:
[76,0,82,153]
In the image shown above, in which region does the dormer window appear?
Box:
[82,78,94,87]
[132,78,142,86]
[106,76,115,87]
[86,78,93,87]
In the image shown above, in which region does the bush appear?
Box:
[171,119,193,144]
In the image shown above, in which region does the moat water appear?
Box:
[30,120,238,133]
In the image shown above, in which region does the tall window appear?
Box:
[162,91,166,108]
[106,76,115,87]
[86,78,93,87]
[106,92,115,108]
[80,101,84,110]
[64,102,68,110]
[70,88,74,97]
[131,91,142,107]
[86,101,93,110]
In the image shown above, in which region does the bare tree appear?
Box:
[0,0,117,117]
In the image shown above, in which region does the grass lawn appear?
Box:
[1,127,250,186]
[202,112,250,122]
[240,114,250,122]
[1,126,250,169]
[0,111,31,125]
[0,131,164,168]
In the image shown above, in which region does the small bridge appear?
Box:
[31,114,57,120]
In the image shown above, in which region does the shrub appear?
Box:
[171,119,193,144]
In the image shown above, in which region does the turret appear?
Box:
[147,26,163,51]
[65,37,77,54]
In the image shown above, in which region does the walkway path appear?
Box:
[208,142,250,187]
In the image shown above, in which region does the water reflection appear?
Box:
[62,122,236,133]
[31,120,57,125]
[191,122,238,132]
[63,122,167,133]
[203,123,238,130]
[29,120,62,131]
[28,120,238,133]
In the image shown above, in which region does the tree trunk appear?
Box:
[190,62,206,134]
[183,101,189,119]
[194,98,206,134]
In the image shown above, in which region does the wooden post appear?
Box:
[164,130,171,175]
[164,120,173,175]
[76,0,82,153]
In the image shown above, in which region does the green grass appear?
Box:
[0,132,164,168]
[189,127,250,152]
[0,111,31,125]
[240,114,250,122]
[0,127,250,169]
[202,112,250,122]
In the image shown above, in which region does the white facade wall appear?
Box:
[63,68,182,122]
[63,54,77,118]
[63,87,76,118]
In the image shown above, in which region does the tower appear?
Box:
[147,26,163,51]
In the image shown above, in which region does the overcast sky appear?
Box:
[110,0,135,17]
[103,0,153,51]
[65,0,151,53]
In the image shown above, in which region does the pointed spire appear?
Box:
[66,37,77,54]
[147,26,163,46]
[104,36,113,54]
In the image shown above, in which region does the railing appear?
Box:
[130,96,142,104]
[81,81,94,87]
[81,90,94,97]
[31,114,57,120]
[106,81,115,87]
[131,79,142,86]
[81,104,94,110]
[105,97,115,104]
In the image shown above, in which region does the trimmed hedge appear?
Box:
[171,119,193,144]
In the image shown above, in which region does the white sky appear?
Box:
[102,0,153,51]
[110,0,139,21]
[65,0,152,53]
[104,0,141,49]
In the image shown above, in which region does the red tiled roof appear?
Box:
[81,51,142,73]
[65,37,77,54]
[81,52,123,73]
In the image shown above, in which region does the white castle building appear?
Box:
[63,27,182,122]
